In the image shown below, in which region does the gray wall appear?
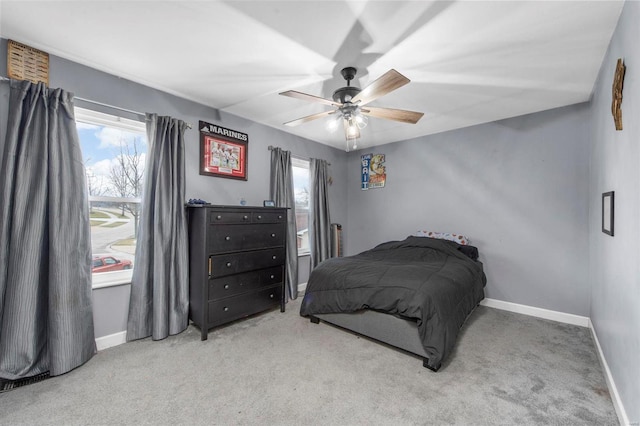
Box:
[0,38,347,339]
[588,1,639,423]
[346,103,591,316]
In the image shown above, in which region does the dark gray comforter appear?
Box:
[300,236,486,369]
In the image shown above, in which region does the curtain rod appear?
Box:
[75,97,192,129]
[75,96,144,117]
[268,145,331,166]
[1,75,192,129]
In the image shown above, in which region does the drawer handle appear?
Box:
[223,307,229,312]
[243,215,249,220]
[270,275,275,279]
[278,215,283,219]
[272,255,277,260]
[224,284,229,289]
[270,233,276,238]
[225,236,231,241]
[257,215,262,220]
[216,215,222,220]
[270,294,274,299]
[226,262,232,268]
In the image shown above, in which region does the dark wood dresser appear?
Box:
[187,205,287,340]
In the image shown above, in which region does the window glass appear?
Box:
[75,107,147,287]
[292,157,310,255]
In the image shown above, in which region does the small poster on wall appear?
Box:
[199,121,248,180]
[361,153,386,190]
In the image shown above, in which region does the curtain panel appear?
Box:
[269,147,298,301]
[127,114,189,341]
[0,80,95,380]
[309,158,331,269]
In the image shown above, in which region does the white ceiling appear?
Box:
[0,1,624,150]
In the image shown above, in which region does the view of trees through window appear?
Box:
[292,157,310,254]
[75,108,147,277]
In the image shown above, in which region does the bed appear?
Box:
[299,235,486,371]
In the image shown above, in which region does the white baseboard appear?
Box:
[94,284,312,351]
[479,298,589,327]
[95,331,127,351]
[589,319,630,426]
[94,284,311,351]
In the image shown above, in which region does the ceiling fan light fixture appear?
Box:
[326,115,341,132]
[354,112,367,128]
[346,119,359,138]
[344,133,358,152]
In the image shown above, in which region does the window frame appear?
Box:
[75,107,146,289]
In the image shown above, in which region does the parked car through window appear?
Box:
[92,256,132,273]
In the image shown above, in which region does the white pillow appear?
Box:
[413,230,470,246]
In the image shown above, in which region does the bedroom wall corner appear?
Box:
[587,1,640,424]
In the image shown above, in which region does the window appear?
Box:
[75,107,147,288]
[292,157,310,255]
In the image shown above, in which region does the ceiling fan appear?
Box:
[280,67,424,150]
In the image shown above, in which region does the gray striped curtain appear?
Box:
[309,158,331,269]
[270,147,298,300]
[126,114,189,341]
[0,80,95,381]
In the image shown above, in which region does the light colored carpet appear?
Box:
[0,299,618,425]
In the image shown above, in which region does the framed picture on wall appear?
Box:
[199,121,248,180]
[602,191,614,236]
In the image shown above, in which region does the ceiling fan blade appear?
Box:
[351,69,410,106]
[283,110,337,127]
[360,106,424,124]
[279,90,341,107]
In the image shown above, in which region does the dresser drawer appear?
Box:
[208,285,282,327]
[209,248,285,278]
[208,266,283,300]
[208,209,286,225]
[208,210,252,224]
[252,210,286,224]
[208,223,285,254]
